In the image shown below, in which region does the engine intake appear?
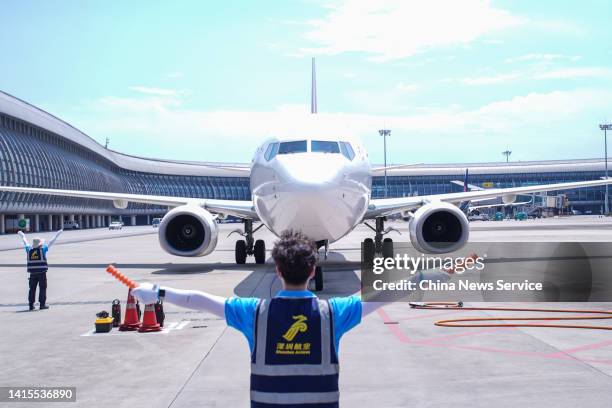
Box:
[158,205,218,257]
[408,202,469,254]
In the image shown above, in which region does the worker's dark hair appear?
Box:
[272,230,318,285]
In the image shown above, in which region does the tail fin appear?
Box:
[311,57,317,114]
[459,169,470,213]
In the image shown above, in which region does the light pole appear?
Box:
[599,124,612,215]
[502,149,512,163]
[379,129,391,197]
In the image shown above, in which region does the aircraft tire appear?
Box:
[254,239,266,264]
[382,238,394,259]
[235,240,247,264]
[363,238,375,266]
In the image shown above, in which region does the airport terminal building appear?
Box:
[0,90,609,233]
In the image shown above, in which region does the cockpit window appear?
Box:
[339,141,355,160]
[312,140,340,154]
[264,142,279,161]
[278,140,307,154]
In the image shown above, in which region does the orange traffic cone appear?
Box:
[119,288,141,331]
[138,303,161,332]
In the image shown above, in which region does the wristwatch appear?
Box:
[153,284,165,302]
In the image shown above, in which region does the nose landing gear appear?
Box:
[229,219,266,264]
[309,240,328,292]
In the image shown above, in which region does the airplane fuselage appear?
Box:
[250,137,372,243]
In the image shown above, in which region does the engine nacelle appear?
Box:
[502,194,517,204]
[158,205,218,257]
[113,199,129,209]
[408,202,469,254]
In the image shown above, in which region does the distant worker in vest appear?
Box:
[132,230,453,407]
[18,229,63,311]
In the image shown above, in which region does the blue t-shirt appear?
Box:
[225,290,362,353]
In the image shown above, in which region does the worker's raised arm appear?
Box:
[47,229,63,248]
[132,283,226,318]
[17,231,29,249]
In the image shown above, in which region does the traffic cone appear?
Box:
[138,303,162,332]
[119,288,141,331]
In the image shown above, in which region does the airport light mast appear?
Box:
[599,123,612,215]
[379,129,391,197]
[502,149,512,163]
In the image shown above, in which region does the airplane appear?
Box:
[453,169,532,213]
[1,57,612,291]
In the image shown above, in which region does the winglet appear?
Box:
[311,57,317,114]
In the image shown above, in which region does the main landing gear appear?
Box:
[362,217,400,264]
[230,219,266,264]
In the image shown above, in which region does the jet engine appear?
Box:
[408,202,469,254]
[158,205,218,257]
[502,194,517,204]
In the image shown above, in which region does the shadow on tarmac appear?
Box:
[0,262,266,274]
[232,252,362,299]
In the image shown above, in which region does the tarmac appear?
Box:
[0,215,611,407]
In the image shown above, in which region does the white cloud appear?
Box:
[395,82,420,92]
[505,53,581,63]
[460,73,521,85]
[299,0,525,61]
[63,89,612,162]
[534,67,612,80]
[446,66,611,86]
[129,86,183,97]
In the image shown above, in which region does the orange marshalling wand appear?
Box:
[106,265,138,289]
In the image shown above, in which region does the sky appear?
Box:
[1,0,611,165]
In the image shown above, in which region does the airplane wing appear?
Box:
[371,163,423,172]
[365,178,612,219]
[0,186,258,219]
[469,200,532,211]
[450,180,484,191]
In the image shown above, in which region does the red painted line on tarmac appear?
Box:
[417,328,517,344]
[377,308,411,342]
[552,339,612,356]
[397,311,459,321]
[377,307,612,366]
[442,343,612,365]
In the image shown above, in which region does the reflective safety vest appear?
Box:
[27,247,48,274]
[251,297,339,408]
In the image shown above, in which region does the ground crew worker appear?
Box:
[18,229,63,311]
[132,230,453,407]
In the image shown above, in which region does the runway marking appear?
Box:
[552,339,612,356]
[417,328,516,343]
[80,320,189,337]
[396,310,459,321]
[377,308,612,366]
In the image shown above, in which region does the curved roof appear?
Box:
[383,158,608,177]
[0,91,249,177]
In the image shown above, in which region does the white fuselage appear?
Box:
[250,137,372,243]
